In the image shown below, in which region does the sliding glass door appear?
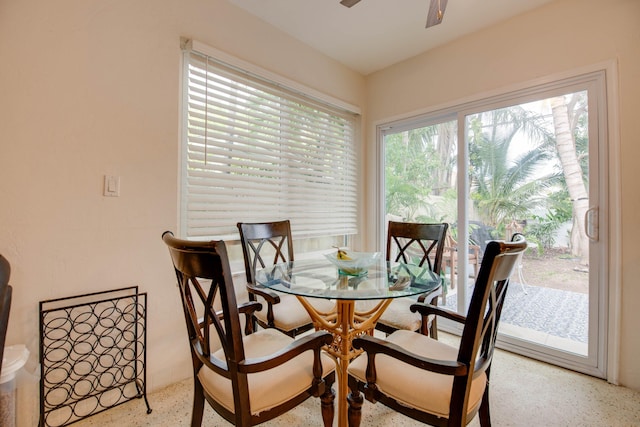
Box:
[380,71,608,377]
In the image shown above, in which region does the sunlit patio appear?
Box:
[442,249,589,356]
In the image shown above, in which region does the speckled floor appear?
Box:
[71,333,640,427]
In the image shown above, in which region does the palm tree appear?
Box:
[550,93,589,265]
[467,107,562,234]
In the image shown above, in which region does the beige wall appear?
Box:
[0,0,365,393]
[363,0,640,390]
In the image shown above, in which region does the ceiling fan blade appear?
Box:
[340,0,362,7]
[426,0,448,28]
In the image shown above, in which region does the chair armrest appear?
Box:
[246,283,281,328]
[238,330,333,374]
[409,302,467,324]
[238,301,262,335]
[352,335,466,376]
[416,287,442,304]
[246,283,281,304]
[205,301,262,322]
[238,301,262,316]
[199,302,263,335]
[195,341,230,376]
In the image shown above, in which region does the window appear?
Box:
[379,68,610,378]
[181,40,359,254]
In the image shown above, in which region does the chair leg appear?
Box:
[478,386,491,427]
[347,388,363,427]
[320,383,336,427]
[191,379,205,427]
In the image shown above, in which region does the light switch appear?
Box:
[104,175,120,197]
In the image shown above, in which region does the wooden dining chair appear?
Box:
[162,232,336,427]
[0,254,12,380]
[375,221,448,338]
[348,238,527,427]
[237,220,333,337]
[442,233,481,291]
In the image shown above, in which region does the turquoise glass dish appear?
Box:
[324,251,381,276]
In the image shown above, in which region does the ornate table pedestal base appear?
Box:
[296,297,393,427]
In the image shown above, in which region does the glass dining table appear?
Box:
[254,256,441,427]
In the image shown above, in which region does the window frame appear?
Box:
[375,66,614,380]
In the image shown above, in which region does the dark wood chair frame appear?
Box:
[0,254,12,380]
[376,221,448,338]
[237,220,315,337]
[162,231,336,427]
[348,238,527,427]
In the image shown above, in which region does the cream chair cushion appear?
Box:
[348,329,487,419]
[376,297,422,331]
[199,328,335,415]
[254,293,335,332]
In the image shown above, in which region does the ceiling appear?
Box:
[227,0,556,75]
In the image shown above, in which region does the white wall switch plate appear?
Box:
[104,175,120,197]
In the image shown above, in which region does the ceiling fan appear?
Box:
[340,0,448,28]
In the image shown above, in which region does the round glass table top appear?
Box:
[254,258,441,301]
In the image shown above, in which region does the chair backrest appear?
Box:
[452,239,527,417]
[386,221,448,274]
[161,231,246,376]
[0,255,13,380]
[237,220,294,284]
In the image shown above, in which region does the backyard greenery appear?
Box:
[385,92,589,262]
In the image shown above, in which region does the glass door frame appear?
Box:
[375,67,617,379]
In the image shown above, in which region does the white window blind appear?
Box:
[182,44,359,240]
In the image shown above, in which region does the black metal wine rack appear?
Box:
[39,286,151,426]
